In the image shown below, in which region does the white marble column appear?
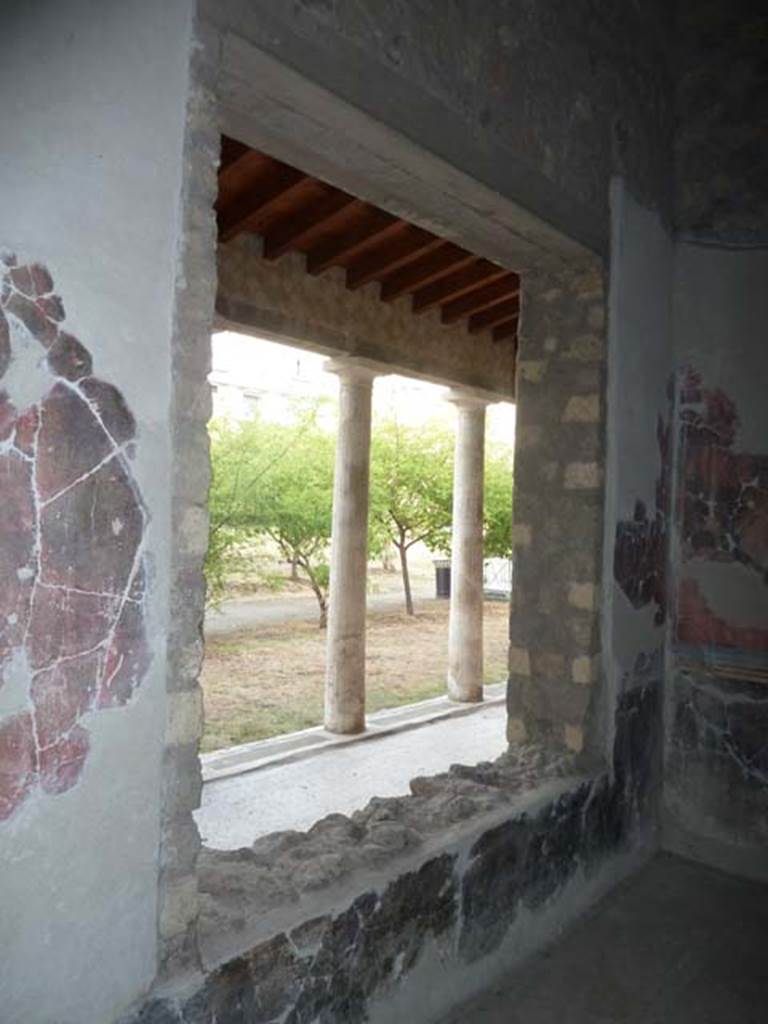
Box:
[447,391,489,703]
[324,359,378,734]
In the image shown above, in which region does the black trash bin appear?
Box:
[433,558,451,598]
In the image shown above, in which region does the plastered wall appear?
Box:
[663,0,768,878]
[664,244,768,880]
[7,2,764,1021]
[0,2,195,1020]
[601,183,673,776]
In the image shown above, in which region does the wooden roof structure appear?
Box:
[216,136,520,345]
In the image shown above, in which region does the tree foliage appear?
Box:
[369,418,514,614]
[483,441,515,560]
[206,407,335,625]
[369,419,454,615]
[206,405,514,624]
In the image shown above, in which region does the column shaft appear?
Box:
[324,365,376,733]
[447,398,487,702]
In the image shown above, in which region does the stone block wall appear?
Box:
[158,16,220,979]
[507,262,607,754]
[216,237,516,400]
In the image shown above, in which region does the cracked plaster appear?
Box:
[0,253,150,821]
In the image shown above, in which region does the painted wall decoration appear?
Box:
[677,368,768,579]
[0,253,150,821]
[613,382,673,625]
[676,578,768,654]
[675,368,768,658]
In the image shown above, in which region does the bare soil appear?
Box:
[201,600,509,752]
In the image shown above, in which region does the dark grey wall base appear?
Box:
[122,683,660,1024]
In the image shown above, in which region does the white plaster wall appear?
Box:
[0,2,194,1020]
[601,181,673,756]
[673,244,768,449]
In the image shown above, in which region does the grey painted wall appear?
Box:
[664,0,768,879]
[0,2,194,1020]
[664,243,768,879]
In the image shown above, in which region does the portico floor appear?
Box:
[448,853,768,1024]
[195,686,507,849]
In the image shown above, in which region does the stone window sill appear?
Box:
[197,744,580,968]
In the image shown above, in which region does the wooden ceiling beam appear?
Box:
[440,274,520,324]
[262,192,359,261]
[306,207,401,276]
[219,136,251,173]
[380,244,474,302]
[218,166,311,242]
[346,227,441,290]
[218,149,267,195]
[492,319,519,343]
[412,260,508,314]
[468,299,520,334]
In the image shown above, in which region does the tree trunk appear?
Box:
[290,553,300,582]
[299,557,328,629]
[381,544,396,573]
[398,539,414,616]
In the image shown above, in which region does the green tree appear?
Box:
[205,417,274,607]
[250,418,335,627]
[205,408,335,626]
[483,442,515,559]
[369,419,454,615]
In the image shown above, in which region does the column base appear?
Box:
[446,679,484,704]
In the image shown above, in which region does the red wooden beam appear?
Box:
[440,274,519,324]
[380,244,474,302]
[306,207,401,276]
[262,192,359,260]
[218,164,312,243]
[412,260,507,314]
[346,227,441,290]
[468,299,520,334]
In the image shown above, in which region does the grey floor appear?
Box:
[449,853,768,1024]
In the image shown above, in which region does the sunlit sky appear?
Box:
[210,332,515,446]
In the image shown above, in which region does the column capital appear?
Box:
[445,387,493,410]
[324,357,382,385]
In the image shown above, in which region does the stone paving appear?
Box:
[196,697,508,847]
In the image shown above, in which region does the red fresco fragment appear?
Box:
[677,369,768,655]
[676,578,768,653]
[0,714,38,822]
[13,405,39,456]
[0,256,150,820]
[31,650,101,748]
[39,725,90,796]
[36,382,113,500]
